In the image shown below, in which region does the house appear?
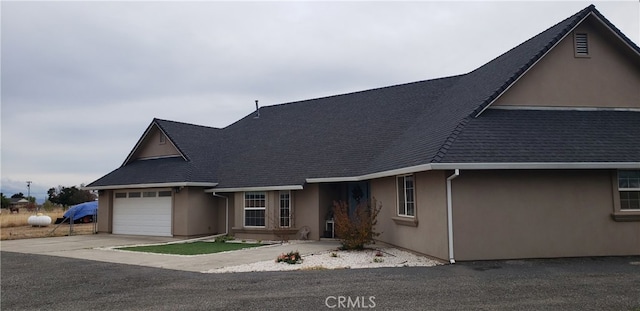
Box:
[9,198,29,212]
[86,5,639,262]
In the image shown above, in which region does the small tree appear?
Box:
[1,193,10,209]
[41,200,57,212]
[48,185,96,208]
[333,198,382,250]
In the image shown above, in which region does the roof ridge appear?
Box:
[432,116,471,163]
[153,118,220,130]
[469,5,595,117]
[244,74,467,111]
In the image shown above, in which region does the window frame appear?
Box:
[279,191,292,228]
[618,170,640,211]
[397,174,416,217]
[244,191,266,228]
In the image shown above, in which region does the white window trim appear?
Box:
[618,170,640,211]
[279,190,292,228]
[244,191,266,228]
[397,175,415,218]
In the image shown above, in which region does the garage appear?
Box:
[113,190,172,236]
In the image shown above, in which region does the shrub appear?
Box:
[214,235,233,243]
[333,198,382,250]
[41,200,57,212]
[276,251,302,264]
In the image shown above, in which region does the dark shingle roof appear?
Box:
[87,5,639,189]
[439,109,640,163]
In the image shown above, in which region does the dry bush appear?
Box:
[333,198,382,250]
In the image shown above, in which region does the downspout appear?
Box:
[212,193,229,236]
[446,169,460,264]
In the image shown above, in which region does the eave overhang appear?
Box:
[84,182,219,191]
[204,185,304,193]
[305,162,640,183]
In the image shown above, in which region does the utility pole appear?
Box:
[26,181,32,201]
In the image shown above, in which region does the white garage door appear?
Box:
[113,190,172,237]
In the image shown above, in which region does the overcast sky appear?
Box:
[1,1,639,201]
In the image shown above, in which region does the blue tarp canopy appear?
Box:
[64,201,98,221]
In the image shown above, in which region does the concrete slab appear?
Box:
[0,234,340,273]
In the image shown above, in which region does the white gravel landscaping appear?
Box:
[205,246,442,273]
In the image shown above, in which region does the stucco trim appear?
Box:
[205,185,304,193]
[431,162,640,170]
[84,182,219,190]
[489,106,640,112]
[610,212,640,222]
[306,164,434,183]
[305,162,639,184]
[392,216,419,227]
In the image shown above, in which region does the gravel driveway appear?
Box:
[2,252,639,310]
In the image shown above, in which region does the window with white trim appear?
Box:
[279,191,291,228]
[397,175,415,217]
[244,192,266,227]
[618,170,640,210]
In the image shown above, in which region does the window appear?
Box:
[397,175,415,217]
[128,192,141,198]
[619,170,640,210]
[115,193,127,199]
[244,192,266,227]
[280,191,291,228]
[158,191,172,197]
[143,191,156,198]
[574,33,589,57]
[159,134,166,144]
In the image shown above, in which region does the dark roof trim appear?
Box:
[589,6,640,57]
[122,119,187,166]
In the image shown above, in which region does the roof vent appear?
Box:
[574,33,589,57]
[254,100,260,119]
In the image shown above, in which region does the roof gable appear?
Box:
[124,121,183,165]
[474,5,640,115]
[491,13,640,110]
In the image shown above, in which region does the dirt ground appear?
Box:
[1,223,97,240]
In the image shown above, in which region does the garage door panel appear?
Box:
[113,194,172,237]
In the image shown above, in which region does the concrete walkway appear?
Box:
[0,234,340,273]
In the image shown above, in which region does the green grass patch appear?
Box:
[118,241,263,255]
